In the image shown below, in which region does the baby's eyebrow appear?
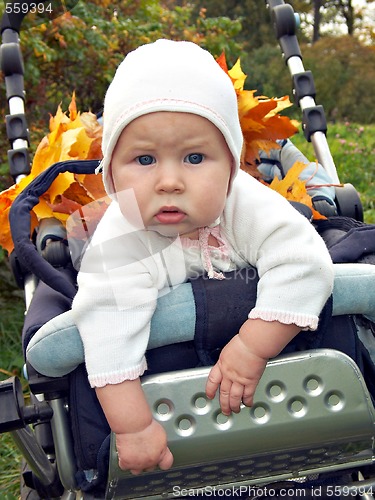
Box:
[124,141,156,152]
[180,138,210,149]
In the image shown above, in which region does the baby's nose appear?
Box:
[155,164,185,193]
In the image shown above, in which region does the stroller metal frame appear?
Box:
[1,1,374,498]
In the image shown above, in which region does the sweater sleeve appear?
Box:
[72,257,158,388]
[71,203,163,388]
[223,170,334,330]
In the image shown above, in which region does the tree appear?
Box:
[0,0,243,177]
[180,0,282,54]
[313,0,323,42]
[324,0,355,35]
[302,35,375,122]
[303,0,375,42]
[17,0,243,115]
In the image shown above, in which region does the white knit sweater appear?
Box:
[71,170,334,388]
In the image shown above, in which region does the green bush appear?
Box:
[302,36,375,124]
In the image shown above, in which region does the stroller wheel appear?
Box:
[20,459,42,500]
[20,458,64,500]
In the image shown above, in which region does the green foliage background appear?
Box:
[0,0,244,186]
[0,0,374,497]
[1,0,375,190]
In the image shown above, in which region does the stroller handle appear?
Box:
[9,159,100,299]
[264,0,340,185]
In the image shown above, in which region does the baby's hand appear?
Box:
[116,418,173,475]
[205,334,268,415]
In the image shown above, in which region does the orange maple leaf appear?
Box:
[217,53,299,170]
[217,53,325,216]
[66,199,109,242]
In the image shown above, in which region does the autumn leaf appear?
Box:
[268,161,326,220]
[0,176,36,253]
[75,173,108,201]
[216,53,325,216]
[216,52,228,73]
[0,94,106,253]
[67,199,109,241]
[228,59,247,92]
[68,92,78,120]
[217,53,299,170]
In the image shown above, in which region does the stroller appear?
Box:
[1,1,375,498]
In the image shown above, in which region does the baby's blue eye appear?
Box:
[137,155,155,166]
[185,153,204,164]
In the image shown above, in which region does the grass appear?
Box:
[0,253,27,499]
[0,121,374,498]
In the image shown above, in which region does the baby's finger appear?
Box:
[205,363,222,399]
[242,384,255,408]
[159,447,174,471]
[229,381,245,414]
[218,379,232,415]
[129,468,143,475]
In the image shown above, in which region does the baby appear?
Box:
[70,39,334,474]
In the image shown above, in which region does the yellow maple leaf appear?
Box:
[228,59,247,92]
[0,94,106,254]
[217,54,325,218]
[269,161,326,220]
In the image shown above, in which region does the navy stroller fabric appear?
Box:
[9,159,99,300]
[22,266,77,355]
[315,216,375,265]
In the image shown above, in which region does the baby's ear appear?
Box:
[105,163,117,198]
[226,158,235,196]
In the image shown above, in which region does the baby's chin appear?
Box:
[146,224,201,240]
[146,223,182,238]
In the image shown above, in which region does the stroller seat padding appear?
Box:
[26,263,375,377]
[106,349,375,499]
[332,263,375,320]
[26,282,196,377]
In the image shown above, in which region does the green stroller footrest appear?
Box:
[106,349,375,499]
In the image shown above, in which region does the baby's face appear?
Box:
[110,112,232,238]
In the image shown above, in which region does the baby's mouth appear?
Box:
[155,207,186,224]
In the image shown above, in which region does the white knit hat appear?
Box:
[100,39,243,195]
